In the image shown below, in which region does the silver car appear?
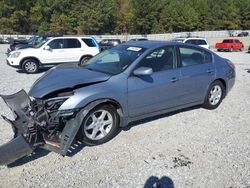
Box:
[0,41,235,165]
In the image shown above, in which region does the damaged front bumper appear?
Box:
[0,90,37,165]
[0,90,84,165]
[0,135,33,165]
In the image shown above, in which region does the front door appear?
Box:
[40,39,68,64]
[127,46,183,117]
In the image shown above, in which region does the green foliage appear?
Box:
[0,0,249,34]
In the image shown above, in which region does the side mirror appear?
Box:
[133,67,153,76]
[44,45,51,50]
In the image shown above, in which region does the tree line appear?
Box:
[0,0,249,35]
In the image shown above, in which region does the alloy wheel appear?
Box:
[83,109,113,141]
[24,61,37,73]
[209,85,222,106]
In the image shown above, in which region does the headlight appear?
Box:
[45,91,74,111]
[10,52,21,58]
[46,97,69,111]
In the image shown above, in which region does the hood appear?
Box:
[29,64,112,99]
[10,47,38,54]
[15,43,33,50]
[11,39,28,45]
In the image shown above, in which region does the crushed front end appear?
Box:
[0,90,82,165]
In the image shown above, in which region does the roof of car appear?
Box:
[52,36,94,39]
[123,40,186,48]
[174,37,207,40]
[121,40,213,53]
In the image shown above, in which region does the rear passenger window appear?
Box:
[64,39,81,48]
[179,47,212,67]
[82,38,97,47]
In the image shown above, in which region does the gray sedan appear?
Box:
[0,41,235,165]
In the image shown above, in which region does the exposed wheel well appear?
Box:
[95,100,123,117]
[83,99,124,126]
[214,78,227,97]
[75,99,124,140]
[20,57,41,68]
[79,55,93,62]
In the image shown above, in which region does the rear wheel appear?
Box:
[79,56,92,66]
[203,81,225,110]
[81,104,119,146]
[22,59,39,74]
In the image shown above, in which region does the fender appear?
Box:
[59,99,126,155]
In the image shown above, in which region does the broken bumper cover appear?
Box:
[0,90,85,165]
[0,90,37,165]
[0,135,33,165]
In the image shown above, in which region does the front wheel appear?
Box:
[202,81,225,110]
[81,104,119,146]
[22,59,39,74]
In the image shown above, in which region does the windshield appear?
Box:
[82,45,146,75]
[34,39,49,48]
[27,36,36,43]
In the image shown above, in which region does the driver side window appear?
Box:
[48,39,64,49]
[139,46,175,72]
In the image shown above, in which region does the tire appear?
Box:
[202,81,225,110]
[79,56,92,66]
[22,59,39,73]
[81,104,119,146]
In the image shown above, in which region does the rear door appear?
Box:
[177,46,215,103]
[64,38,82,62]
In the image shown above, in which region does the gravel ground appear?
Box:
[0,44,249,188]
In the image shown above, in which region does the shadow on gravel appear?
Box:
[144,176,174,188]
[16,67,51,74]
[123,105,200,131]
[246,69,250,73]
[7,148,50,168]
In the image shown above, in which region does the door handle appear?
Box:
[171,77,179,83]
[206,69,214,73]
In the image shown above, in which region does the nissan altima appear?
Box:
[0,41,235,165]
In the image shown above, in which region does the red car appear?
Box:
[215,39,244,52]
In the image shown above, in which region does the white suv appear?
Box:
[7,37,100,73]
[173,37,210,49]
